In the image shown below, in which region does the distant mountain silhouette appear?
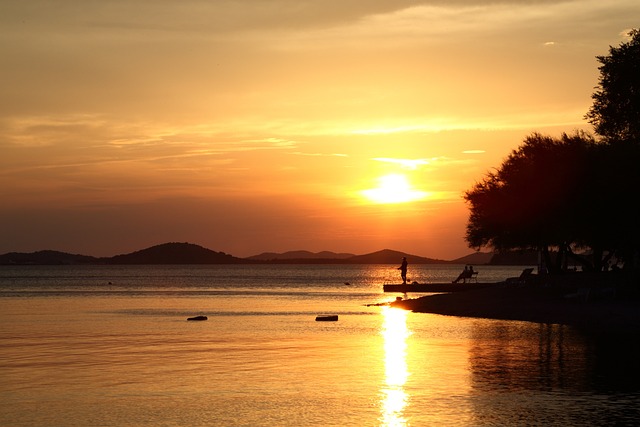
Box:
[0,242,519,265]
[0,250,99,265]
[108,242,244,264]
[450,252,495,265]
[247,250,355,261]
[345,249,449,264]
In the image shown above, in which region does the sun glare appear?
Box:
[362,174,429,204]
[380,306,411,426]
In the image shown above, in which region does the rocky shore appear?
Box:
[390,282,640,333]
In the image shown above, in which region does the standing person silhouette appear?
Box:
[398,257,408,284]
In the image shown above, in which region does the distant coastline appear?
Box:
[5,242,638,333]
[0,241,538,266]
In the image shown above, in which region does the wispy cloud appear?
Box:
[372,158,431,170]
[291,151,348,157]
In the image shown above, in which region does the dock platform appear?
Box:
[383,282,499,293]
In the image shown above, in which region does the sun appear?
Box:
[361,174,429,204]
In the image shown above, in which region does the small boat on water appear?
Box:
[187,315,208,321]
[315,315,338,322]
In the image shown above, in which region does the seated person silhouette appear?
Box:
[453,266,472,283]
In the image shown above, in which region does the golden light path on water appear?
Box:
[380,306,411,426]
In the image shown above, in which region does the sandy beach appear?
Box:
[391,282,640,333]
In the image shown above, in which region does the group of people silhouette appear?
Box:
[452,265,475,283]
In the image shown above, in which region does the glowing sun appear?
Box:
[361,174,429,204]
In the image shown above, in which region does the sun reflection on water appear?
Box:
[380,306,411,426]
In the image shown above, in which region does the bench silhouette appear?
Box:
[457,269,478,283]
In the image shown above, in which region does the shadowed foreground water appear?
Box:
[1,265,639,426]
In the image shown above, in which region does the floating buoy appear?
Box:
[315,315,338,322]
[187,315,208,321]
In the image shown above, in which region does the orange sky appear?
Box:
[1,1,639,259]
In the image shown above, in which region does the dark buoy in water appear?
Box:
[187,315,208,321]
[315,315,338,321]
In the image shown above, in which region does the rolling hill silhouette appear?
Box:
[345,249,448,264]
[246,250,355,261]
[107,242,243,264]
[0,250,98,265]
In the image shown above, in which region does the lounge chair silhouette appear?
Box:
[506,267,534,286]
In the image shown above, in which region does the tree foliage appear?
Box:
[464,133,640,273]
[464,133,593,269]
[586,29,640,142]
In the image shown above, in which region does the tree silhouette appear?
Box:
[464,30,640,277]
[464,132,596,273]
[586,29,640,142]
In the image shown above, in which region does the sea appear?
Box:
[1,264,640,426]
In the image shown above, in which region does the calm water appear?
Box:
[1,264,639,426]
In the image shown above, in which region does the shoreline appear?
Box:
[390,283,640,333]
